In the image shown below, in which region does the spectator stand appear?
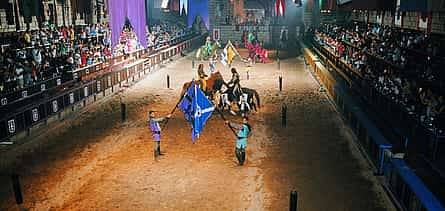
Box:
[306,26,445,204]
[0,35,203,145]
[0,24,196,119]
[304,45,445,210]
[309,25,445,166]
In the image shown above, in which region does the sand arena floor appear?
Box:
[0,53,396,210]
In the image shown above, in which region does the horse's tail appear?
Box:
[254,89,260,109]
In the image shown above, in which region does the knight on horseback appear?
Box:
[204,36,213,57]
[227,68,242,101]
[197,63,208,92]
[196,36,220,60]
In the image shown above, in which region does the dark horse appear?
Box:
[219,85,261,115]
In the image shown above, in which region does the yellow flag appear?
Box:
[228,45,234,65]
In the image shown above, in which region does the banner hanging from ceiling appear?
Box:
[109,0,147,48]
[187,0,209,29]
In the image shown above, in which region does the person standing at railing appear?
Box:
[337,42,344,58]
[15,63,24,89]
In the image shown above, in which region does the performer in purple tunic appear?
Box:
[148,111,171,160]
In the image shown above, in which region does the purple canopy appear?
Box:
[108,0,147,48]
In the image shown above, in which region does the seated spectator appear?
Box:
[0,22,192,94]
[433,96,445,116]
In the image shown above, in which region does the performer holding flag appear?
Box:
[178,80,253,166]
[221,40,241,67]
[148,111,171,160]
[225,117,252,166]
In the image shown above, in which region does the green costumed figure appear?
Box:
[247,32,255,44]
[205,36,212,57]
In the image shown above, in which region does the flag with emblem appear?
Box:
[179,80,195,122]
[178,80,215,143]
[191,83,214,142]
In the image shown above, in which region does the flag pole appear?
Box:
[163,79,196,128]
[214,107,238,138]
[162,95,184,129]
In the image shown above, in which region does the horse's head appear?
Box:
[213,40,221,49]
[209,71,223,80]
[205,71,225,92]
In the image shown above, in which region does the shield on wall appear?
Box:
[32,108,39,122]
[8,119,15,134]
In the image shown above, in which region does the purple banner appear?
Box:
[108,0,147,48]
[127,0,147,48]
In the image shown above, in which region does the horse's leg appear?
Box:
[249,96,256,112]
[251,102,256,112]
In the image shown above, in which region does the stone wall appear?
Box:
[212,24,303,48]
[0,0,111,31]
[383,12,394,26]
[430,12,445,33]
[403,12,418,30]
[211,25,270,45]
[208,0,233,32]
[320,12,336,24]
[0,8,16,32]
[350,11,445,34]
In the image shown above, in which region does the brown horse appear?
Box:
[180,71,225,99]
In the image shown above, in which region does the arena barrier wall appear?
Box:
[0,33,198,119]
[310,39,445,163]
[304,47,391,174]
[303,46,445,211]
[0,35,203,143]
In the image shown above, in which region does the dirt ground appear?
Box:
[0,52,396,210]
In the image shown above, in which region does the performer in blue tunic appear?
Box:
[148,111,171,160]
[225,116,252,165]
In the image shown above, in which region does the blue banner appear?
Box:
[178,81,214,143]
[187,0,209,29]
[191,83,214,142]
[178,80,195,122]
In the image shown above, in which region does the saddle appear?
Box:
[226,83,242,101]
[197,77,208,91]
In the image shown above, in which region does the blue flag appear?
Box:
[178,80,214,143]
[191,84,214,143]
[178,80,195,122]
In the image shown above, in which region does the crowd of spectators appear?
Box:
[0,23,112,93]
[147,23,189,49]
[311,23,445,129]
[0,21,192,94]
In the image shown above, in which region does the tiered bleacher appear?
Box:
[310,23,445,133]
[0,22,193,95]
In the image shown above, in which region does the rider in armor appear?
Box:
[204,36,212,57]
[197,63,208,91]
[227,67,242,100]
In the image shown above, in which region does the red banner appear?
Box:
[275,0,285,16]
